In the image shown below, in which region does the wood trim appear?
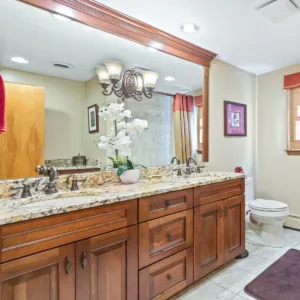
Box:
[203,67,209,161]
[19,0,217,66]
[285,150,300,155]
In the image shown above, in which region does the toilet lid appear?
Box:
[248,199,288,212]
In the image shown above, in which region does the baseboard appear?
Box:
[284,215,300,230]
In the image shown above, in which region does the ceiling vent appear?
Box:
[52,62,73,69]
[256,0,299,23]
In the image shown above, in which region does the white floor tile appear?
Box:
[210,265,256,294]
[231,295,249,300]
[245,241,265,255]
[179,281,235,300]
[293,242,300,250]
[233,254,273,275]
[254,244,292,261]
[238,290,256,300]
[283,228,300,247]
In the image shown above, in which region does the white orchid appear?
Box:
[97,103,147,159]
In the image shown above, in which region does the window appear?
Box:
[288,88,300,150]
[197,105,203,152]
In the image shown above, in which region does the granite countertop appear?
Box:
[57,165,101,171]
[0,172,245,225]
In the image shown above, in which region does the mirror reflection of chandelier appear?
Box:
[95,60,159,101]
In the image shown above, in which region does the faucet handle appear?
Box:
[70,177,86,191]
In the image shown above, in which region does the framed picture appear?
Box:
[88,104,99,133]
[224,101,247,136]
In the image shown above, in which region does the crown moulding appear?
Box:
[19,0,217,67]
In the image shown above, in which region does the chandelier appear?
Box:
[95,60,159,101]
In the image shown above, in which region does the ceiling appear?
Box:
[0,0,203,94]
[96,0,300,74]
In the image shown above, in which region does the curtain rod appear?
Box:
[153,91,175,97]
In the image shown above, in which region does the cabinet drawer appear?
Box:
[139,248,193,300]
[139,189,193,222]
[0,200,137,263]
[194,178,245,207]
[139,210,193,269]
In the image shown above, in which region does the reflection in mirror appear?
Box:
[0,0,204,180]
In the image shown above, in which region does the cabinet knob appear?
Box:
[65,256,71,274]
[167,233,173,242]
[219,207,223,217]
[82,252,88,269]
[224,207,228,216]
[167,274,172,281]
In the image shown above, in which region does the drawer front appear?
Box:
[139,189,193,222]
[194,178,245,207]
[139,248,193,300]
[0,200,137,263]
[139,210,193,269]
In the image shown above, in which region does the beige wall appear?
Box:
[257,64,300,229]
[2,68,85,160]
[209,59,256,175]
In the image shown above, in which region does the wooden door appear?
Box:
[0,244,75,300]
[223,195,245,262]
[0,83,45,179]
[194,201,223,281]
[75,226,138,300]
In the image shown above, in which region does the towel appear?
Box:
[0,75,6,133]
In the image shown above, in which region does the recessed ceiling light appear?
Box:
[146,47,158,52]
[181,23,199,34]
[165,76,175,82]
[52,13,71,22]
[10,57,29,64]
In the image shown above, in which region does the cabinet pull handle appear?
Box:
[167,233,173,241]
[65,256,71,274]
[224,206,228,216]
[219,207,223,217]
[167,274,172,281]
[82,252,88,269]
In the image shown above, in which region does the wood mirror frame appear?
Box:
[19,0,217,162]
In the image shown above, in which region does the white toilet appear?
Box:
[245,177,289,248]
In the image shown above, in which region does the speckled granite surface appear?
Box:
[57,165,101,171]
[0,171,244,225]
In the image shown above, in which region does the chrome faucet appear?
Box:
[186,157,197,175]
[45,166,58,194]
[170,156,182,176]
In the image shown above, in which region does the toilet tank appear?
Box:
[245,177,254,202]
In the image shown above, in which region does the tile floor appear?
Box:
[171,227,300,300]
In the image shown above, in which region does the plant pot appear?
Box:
[119,169,140,184]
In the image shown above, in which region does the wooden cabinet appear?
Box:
[75,226,138,300]
[139,248,193,300]
[0,244,75,300]
[194,201,223,281]
[223,195,245,263]
[0,178,245,300]
[194,194,245,281]
[139,210,193,269]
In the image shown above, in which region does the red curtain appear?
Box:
[284,72,300,90]
[173,94,194,163]
[195,95,203,106]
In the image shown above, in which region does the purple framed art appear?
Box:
[224,101,247,136]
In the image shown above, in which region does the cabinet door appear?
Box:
[223,195,245,263]
[76,226,138,300]
[0,244,75,300]
[194,201,223,281]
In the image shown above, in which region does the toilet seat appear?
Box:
[248,199,288,212]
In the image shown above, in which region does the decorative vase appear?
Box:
[119,169,140,184]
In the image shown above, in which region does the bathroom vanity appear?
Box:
[0,174,245,300]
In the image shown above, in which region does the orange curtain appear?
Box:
[284,72,300,90]
[173,93,194,163]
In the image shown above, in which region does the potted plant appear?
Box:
[97,103,148,184]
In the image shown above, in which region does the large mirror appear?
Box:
[0,0,205,180]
